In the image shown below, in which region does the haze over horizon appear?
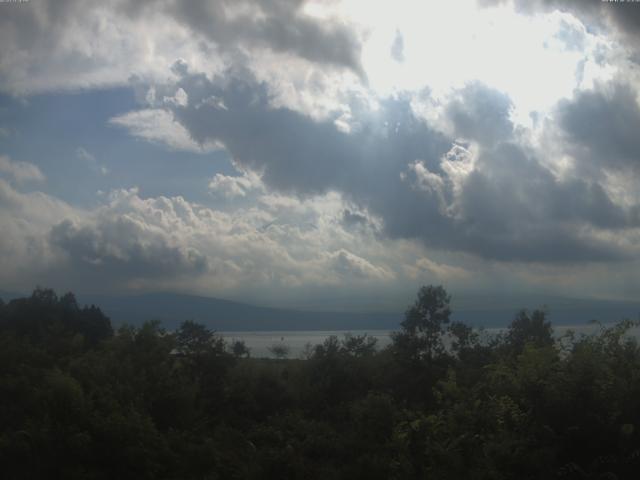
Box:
[2,0,640,313]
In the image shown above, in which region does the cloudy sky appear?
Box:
[1,0,640,310]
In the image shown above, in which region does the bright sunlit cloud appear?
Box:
[338,0,615,127]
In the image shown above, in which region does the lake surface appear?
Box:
[221,330,394,358]
[221,323,640,358]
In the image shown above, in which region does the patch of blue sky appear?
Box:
[0,88,235,208]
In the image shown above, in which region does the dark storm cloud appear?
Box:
[453,142,635,262]
[0,0,81,49]
[0,0,363,94]
[164,0,364,75]
[167,67,454,246]
[445,82,514,146]
[557,82,640,171]
[162,67,639,263]
[0,0,91,88]
[170,66,449,196]
[50,218,208,281]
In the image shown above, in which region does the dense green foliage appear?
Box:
[2,287,640,479]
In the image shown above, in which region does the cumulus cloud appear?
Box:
[452,142,640,262]
[0,0,182,93]
[0,175,472,304]
[161,0,364,74]
[50,217,208,279]
[0,178,76,289]
[0,0,363,95]
[556,81,640,173]
[208,168,263,199]
[0,155,45,184]
[479,0,640,48]
[444,82,514,146]
[2,163,640,305]
[134,66,640,263]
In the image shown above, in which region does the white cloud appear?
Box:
[164,87,189,107]
[0,0,361,96]
[2,173,640,305]
[208,169,263,199]
[0,174,478,305]
[48,187,400,294]
[109,109,220,154]
[0,2,227,95]
[327,249,394,281]
[0,155,45,184]
[404,257,470,282]
[0,178,77,290]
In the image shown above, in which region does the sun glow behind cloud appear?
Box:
[333,0,614,128]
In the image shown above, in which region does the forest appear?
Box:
[1,286,640,479]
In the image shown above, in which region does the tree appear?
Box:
[231,339,250,358]
[313,335,341,359]
[175,320,225,357]
[59,292,79,311]
[0,288,112,347]
[448,321,476,355]
[268,343,291,359]
[393,285,451,361]
[505,308,553,354]
[30,286,58,306]
[341,333,378,357]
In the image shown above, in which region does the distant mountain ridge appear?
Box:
[1,290,639,331]
[77,292,402,331]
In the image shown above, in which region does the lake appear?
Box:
[221,330,394,358]
[221,323,640,358]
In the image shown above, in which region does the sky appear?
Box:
[1,0,640,311]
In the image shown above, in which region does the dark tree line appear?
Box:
[1,286,640,479]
